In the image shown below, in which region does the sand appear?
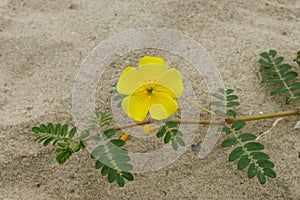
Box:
[0,0,300,199]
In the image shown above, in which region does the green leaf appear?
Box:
[52,138,60,146]
[109,147,128,156]
[229,147,244,161]
[166,121,177,128]
[226,110,236,117]
[108,168,117,183]
[122,172,134,181]
[80,130,90,139]
[36,135,48,143]
[257,171,266,184]
[263,168,276,178]
[40,124,48,133]
[258,58,272,66]
[248,163,258,179]
[238,133,257,141]
[57,142,68,147]
[226,95,238,101]
[69,127,77,138]
[72,143,81,152]
[286,96,293,104]
[98,153,111,166]
[101,165,109,176]
[270,88,287,95]
[260,52,270,58]
[156,126,166,138]
[56,147,73,164]
[237,155,250,170]
[116,174,125,187]
[289,82,300,91]
[279,64,291,73]
[269,49,276,57]
[171,140,178,150]
[95,160,103,169]
[32,127,41,133]
[215,110,225,115]
[244,142,264,151]
[262,77,281,83]
[212,93,225,100]
[48,123,55,134]
[104,129,116,139]
[227,101,239,107]
[226,89,234,94]
[91,145,105,159]
[90,135,102,141]
[257,160,274,168]
[274,56,284,64]
[117,163,133,172]
[110,139,125,147]
[61,124,68,137]
[296,50,300,66]
[218,88,226,94]
[113,155,130,163]
[164,131,172,144]
[260,67,277,74]
[174,130,183,137]
[175,137,185,147]
[43,137,54,146]
[250,152,270,160]
[171,129,181,136]
[55,124,62,136]
[222,127,231,133]
[283,71,298,82]
[221,137,237,147]
[232,120,245,131]
[80,140,87,148]
[211,101,225,107]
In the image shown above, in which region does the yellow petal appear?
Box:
[119,133,129,141]
[117,67,140,94]
[139,56,166,66]
[138,57,166,81]
[149,93,178,120]
[121,95,150,121]
[157,68,183,97]
[120,66,135,78]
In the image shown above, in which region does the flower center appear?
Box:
[146,87,154,93]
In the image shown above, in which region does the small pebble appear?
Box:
[26,105,33,110]
[191,141,202,153]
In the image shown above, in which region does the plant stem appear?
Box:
[225,109,299,124]
[115,108,300,130]
[181,96,216,115]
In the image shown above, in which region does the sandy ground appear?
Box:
[0,0,300,199]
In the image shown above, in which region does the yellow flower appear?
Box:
[117,56,183,121]
[119,133,129,141]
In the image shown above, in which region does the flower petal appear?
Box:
[139,56,165,66]
[117,67,140,94]
[138,56,167,80]
[157,68,183,97]
[120,66,135,78]
[149,93,178,120]
[121,95,150,121]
